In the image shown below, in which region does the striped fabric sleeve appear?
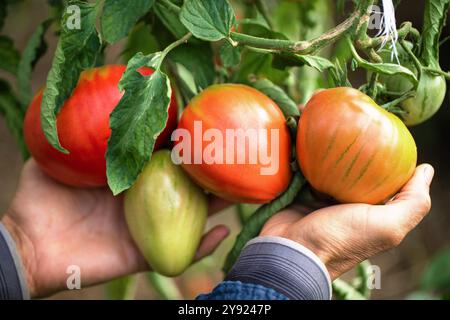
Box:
[225,236,332,300]
[0,223,29,300]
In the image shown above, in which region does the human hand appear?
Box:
[261,164,434,280]
[1,159,230,298]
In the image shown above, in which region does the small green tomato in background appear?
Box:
[379,42,446,126]
[124,150,207,277]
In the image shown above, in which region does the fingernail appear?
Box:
[424,165,434,185]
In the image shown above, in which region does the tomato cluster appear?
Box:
[25,68,418,206]
[23,65,421,275]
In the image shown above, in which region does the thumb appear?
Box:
[385,164,434,230]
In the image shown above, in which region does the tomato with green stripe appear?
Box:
[296,87,417,204]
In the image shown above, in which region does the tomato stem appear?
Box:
[419,0,450,68]
[230,8,363,55]
[400,40,423,78]
[367,72,379,99]
[147,272,183,300]
[158,32,192,70]
[356,22,418,50]
[332,279,367,300]
[381,91,415,113]
[159,0,374,56]
[422,67,450,81]
[354,260,373,299]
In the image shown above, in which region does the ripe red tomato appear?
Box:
[175,84,292,204]
[24,65,178,187]
[297,87,417,204]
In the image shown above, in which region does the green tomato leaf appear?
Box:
[101,0,155,44]
[0,36,20,75]
[106,52,172,195]
[0,79,29,159]
[252,79,300,117]
[295,55,334,72]
[154,1,189,40]
[233,51,289,85]
[168,42,215,91]
[421,247,450,294]
[121,22,160,63]
[40,0,101,153]
[419,0,450,68]
[358,59,418,86]
[180,0,236,41]
[273,53,334,72]
[219,41,241,68]
[329,59,352,88]
[17,19,51,108]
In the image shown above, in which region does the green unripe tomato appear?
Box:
[394,71,446,126]
[124,150,207,277]
[379,42,446,126]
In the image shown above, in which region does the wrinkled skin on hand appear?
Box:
[1,159,230,298]
[261,164,434,279]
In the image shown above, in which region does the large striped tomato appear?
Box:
[24,65,178,187]
[175,84,292,204]
[297,87,417,204]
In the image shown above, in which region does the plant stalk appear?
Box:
[147,272,183,300]
[158,32,192,69]
[230,9,362,55]
[356,22,418,49]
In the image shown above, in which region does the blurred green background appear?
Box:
[0,0,450,299]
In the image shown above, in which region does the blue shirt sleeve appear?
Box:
[197,236,332,300]
[0,222,29,300]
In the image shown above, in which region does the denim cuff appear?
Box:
[226,236,332,300]
[0,222,29,300]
